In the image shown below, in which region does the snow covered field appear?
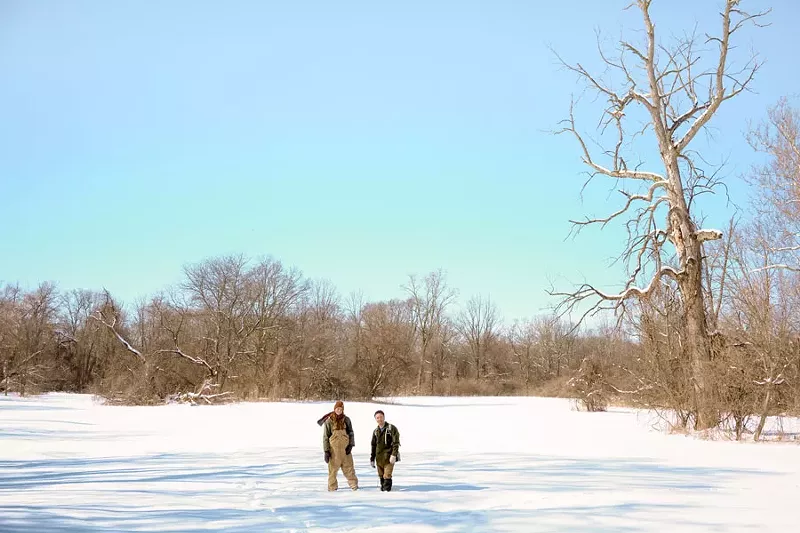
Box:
[1,394,799,532]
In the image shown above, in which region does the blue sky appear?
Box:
[1,0,797,323]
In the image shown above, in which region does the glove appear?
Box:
[389,455,396,464]
[370,458,375,468]
[345,444,352,455]
[324,451,330,464]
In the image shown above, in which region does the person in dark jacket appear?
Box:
[322,400,358,491]
[370,409,400,492]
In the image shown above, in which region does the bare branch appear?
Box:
[157,348,214,375]
[90,307,146,363]
[750,263,800,273]
[675,3,769,151]
[556,101,665,182]
[551,265,683,327]
[570,180,669,230]
[607,383,653,395]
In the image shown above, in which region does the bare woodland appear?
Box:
[2,1,799,440]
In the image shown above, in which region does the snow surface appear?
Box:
[1,393,799,532]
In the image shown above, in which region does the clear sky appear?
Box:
[1,0,797,323]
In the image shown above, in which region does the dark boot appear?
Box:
[379,477,386,491]
[385,478,392,492]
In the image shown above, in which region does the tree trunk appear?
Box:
[735,415,745,441]
[667,153,717,431]
[269,345,284,398]
[754,386,772,442]
[416,343,426,390]
[680,254,717,430]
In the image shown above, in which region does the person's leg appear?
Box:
[327,458,338,491]
[342,452,359,489]
[377,463,386,491]
[328,431,347,491]
[382,462,394,491]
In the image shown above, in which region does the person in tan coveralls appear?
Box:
[322,400,358,491]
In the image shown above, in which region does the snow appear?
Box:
[1,394,799,532]
[694,229,724,242]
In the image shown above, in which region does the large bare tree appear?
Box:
[553,0,768,429]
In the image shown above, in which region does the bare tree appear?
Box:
[509,314,576,389]
[247,257,308,396]
[0,284,22,394]
[404,269,457,390]
[307,279,341,324]
[177,255,306,391]
[90,290,156,402]
[181,254,249,385]
[59,289,102,390]
[723,222,796,440]
[7,283,60,395]
[457,295,499,380]
[534,315,575,379]
[356,299,415,398]
[552,0,768,429]
[569,356,610,412]
[297,279,343,398]
[509,319,541,390]
[428,318,457,393]
[344,290,365,370]
[1,284,53,394]
[746,98,800,272]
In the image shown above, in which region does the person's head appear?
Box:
[374,410,385,426]
[333,400,344,416]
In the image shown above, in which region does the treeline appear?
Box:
[0,261,605,403]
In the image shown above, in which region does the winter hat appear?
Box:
[334,400,344,410]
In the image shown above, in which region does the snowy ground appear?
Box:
[1,394,799,532]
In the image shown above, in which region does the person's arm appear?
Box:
[346,416,355,448]
[370,430,377,461]
[322,419,332,453]
[391,425,400,457]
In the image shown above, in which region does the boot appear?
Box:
[379,477,386,491]
[385,478,392,492]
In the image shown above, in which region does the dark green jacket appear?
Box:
[370,422,400,462]
[322,415,355,452]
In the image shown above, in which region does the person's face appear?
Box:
[375,412,385,426]
[334,406,343,416]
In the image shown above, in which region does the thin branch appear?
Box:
[570,180,669,229]
[557,101,665,182]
